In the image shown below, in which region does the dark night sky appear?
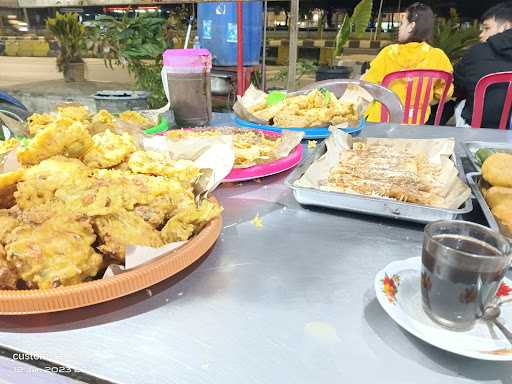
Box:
[273,0,506,19]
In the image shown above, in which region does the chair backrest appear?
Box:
[298,79,404,124]
[380,69,453,125]
[471,71,512,129]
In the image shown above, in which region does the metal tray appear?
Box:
[462,141,512,172]
[285,141,473,224]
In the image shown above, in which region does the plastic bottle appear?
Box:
[193,36,200,49]
[162,49,212,127]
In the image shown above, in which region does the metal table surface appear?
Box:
[1,118,512,384]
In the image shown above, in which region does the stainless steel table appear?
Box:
[1,119,511,384]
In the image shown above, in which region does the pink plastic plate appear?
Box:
[164,128,303,183]
[223,129,303,183]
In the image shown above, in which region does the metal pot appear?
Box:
[93,90,149,113]
[210,72,233,96]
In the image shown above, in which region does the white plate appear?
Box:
[375,257,512,361]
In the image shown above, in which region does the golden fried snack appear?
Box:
[27,113,55,135]
[92,110,115,125]
[0,208,18,244]
[82,129,137,169]
[128,151,200,186]
[248,89,358,127]
[57,105,91,122]
[88,110,116,135]
[93,210,164,261]
[166,129,284,168]
[250,104,285,121]
[0,170,23,209]
[482,153,512,188]
[17,119,94,166]
[15,156,91,210]
[485,186,512,209]
[0,244,18,290]
[119,111,153,128]
[492,201,512,236]
[324,143,446,207]
[161,198,222,243]
[4,214,103,289]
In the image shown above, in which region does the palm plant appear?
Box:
[47,12,86,80]
[332,0,373,64]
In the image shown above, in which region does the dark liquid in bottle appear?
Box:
[421,234,505,329]
[167,72,212,127]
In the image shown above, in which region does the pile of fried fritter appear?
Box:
[482,152,512,236]
[167,128,286,168]
[0,106,222,290]
[247,89,358,128]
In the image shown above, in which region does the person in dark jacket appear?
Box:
[454,2,512,128]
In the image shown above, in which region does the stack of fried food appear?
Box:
[324,141,447,207]
[0,106,222,290]
[247,89,358,128]
[481,152,512,236]
[167,128,291,168]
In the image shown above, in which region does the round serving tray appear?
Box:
[0,206,222,315]
[223,128,303,182]
[167,127,303,183]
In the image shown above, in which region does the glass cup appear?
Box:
[421,220,512,331]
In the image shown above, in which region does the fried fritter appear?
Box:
[4,214,103,289]
[166,129,286,168]
[57,105,91,122]
[88,110,116,135]
[0,244,18,290]
[119,111,153,128]
[128,151,200,186]
[251,89,358,127]
[482,153,512,188]
[92,110,115,125]
[89,170,192,227]
[93,210,164,261]
[82,129,137,169]
[492,201,512,236]
[17,119,94,166]
[0,170,23,209]
[0,208,19,244]
[27,113,55,135]
[15,156,91,210]
[160,198,222,243]
[486,186,512,209]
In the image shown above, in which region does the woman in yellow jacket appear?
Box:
[362,2,453,124]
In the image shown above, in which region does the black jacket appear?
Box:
[454,29,512,128]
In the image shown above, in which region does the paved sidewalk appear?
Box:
[0,57,133,88]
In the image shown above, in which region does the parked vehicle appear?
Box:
[0,91,29,139]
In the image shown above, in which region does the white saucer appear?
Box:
[375,257,512,361]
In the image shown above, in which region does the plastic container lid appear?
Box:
[163,49,212,72]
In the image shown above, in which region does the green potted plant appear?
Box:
[86,8,187,108]
[47,12,86,82]
[316,0,372,81]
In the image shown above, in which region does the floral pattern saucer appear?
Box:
[375,257,512,361]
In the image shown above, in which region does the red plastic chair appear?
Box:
[471,71,512,129]
[380,69,453,125]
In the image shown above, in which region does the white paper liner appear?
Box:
[295,129,471,210]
